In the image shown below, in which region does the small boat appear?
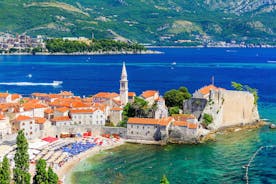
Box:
[53,81,63,86]
[269,123,276,129]
[171,62,176,65]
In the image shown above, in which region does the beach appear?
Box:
[58,139,125,183]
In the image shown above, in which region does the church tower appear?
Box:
[120,62,128,106]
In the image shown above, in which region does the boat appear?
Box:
[171,62,176,65]
[0,81,63,86]
[53,81,63,86]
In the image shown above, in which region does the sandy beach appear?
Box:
[57,139,125,183]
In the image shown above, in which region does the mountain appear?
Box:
[0,0,275,45]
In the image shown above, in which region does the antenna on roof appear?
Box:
[211,76,215,86]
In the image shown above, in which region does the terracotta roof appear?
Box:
[128,92,136,97]
[49,99,71,108]
[0,93,9,98]
[70,109,95,114]
[48,94,60,99]
[199,85,224,95]
[187,123,198,129]
[173,121,188,127]
[44,108,54,114]
[141,90,158,99]
[32,93,48,97]
[55,107,69,113]
[51,116,71,122]
[15,115,32,122]
[0,114,6,120]
[0,103,19,111]
[59,91,73,96]
[71,101,88,108]
[128,117,173,126]
[93,92,119,99]
[34,117,47,124]
[159,117,174,126]
[23,99,39,104]
[23,103,47,111]
[172,114,196,121]
[110,107,123,111]
[11,94,21,100]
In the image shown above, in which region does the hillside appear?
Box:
[0,0,275,46]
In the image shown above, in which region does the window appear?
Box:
[131,131,133,134]
[22,123,25,126]
[143,126,144,129]
[131,125,133,128]
[30,121,33,124]
[30,132,33,135]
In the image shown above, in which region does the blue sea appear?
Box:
[0,48,276,183]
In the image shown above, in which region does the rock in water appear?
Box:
[269,123,276,129]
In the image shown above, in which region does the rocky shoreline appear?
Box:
[126,120,267,146]
[200,120,267,143]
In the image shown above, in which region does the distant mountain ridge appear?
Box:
[0,0,275,45]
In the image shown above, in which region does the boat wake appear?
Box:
[0,81,63,86]
[267,60,276,63]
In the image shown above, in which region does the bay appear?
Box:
[1,48,276,183]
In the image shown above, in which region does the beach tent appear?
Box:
[42,136,58,143]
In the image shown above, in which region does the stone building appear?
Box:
[13,115,40,139]
[185,84,260,130]
[70,109,105,126]
[126,117,173,141]
[0,114,11,139]
[109,107,123,125]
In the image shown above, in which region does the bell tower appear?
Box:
[120,62,128,106]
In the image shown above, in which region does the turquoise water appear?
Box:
[68,127,276,184]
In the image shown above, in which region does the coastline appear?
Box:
[58,139,125,183]
[0,50,163,56]
[201,120,267,142]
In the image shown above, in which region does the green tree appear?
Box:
[33,159,48,184]
[231,81,243,91]
[14,130,31,184]
[164,86,191,109]
[160,175,170,184]
[47,167,58,184]
[244,85,259,105]
[169,106,180,115]
[202,113,213,127]
[0,156,11,184]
